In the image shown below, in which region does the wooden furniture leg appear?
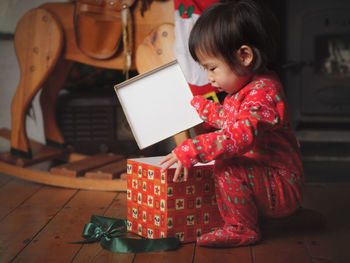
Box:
[40,58,74,148]
[11,8,64,158]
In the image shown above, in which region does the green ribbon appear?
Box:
[72,215,180,253]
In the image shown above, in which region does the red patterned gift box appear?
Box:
[126,156,224,243]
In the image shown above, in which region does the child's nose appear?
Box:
[207,72,215,83]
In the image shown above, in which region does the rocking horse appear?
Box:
[0,0,189,191]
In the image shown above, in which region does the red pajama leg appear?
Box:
[197,161,260,247]
[197,157,303,247]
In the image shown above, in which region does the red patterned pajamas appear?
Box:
[174,75,304,247]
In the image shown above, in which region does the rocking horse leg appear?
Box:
[40,58,73,148]
[10,80,34,159]
[10,8,64,158]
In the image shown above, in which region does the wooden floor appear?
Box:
[0,172,349,263]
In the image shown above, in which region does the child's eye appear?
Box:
[209,67,216,71]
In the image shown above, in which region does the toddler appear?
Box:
[160,0,304,247]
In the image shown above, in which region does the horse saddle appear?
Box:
[74,0,136,59]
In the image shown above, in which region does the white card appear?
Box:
[114,61,203,149]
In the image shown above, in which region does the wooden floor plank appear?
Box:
[311,258,335,263]
[252,229,312,263]
[0,180,349,263]
[0,178,42,220]
[302,184,350,263]
[11,190,117,263]
[0,186,76,263]
[133,243,195,263]
[0,172,14,187]
[194,245,252,263]
[252,184,324,263]
[72,192,134,263]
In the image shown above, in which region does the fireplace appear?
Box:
[282,0,350,181]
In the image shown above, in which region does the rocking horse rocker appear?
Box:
[0,0,182,191]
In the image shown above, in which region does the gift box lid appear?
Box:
[114,61,203,150]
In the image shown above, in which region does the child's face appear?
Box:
[197,53,252,94]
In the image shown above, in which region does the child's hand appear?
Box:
[159,152,189,182]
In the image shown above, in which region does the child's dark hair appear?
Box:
[189,0,280,75]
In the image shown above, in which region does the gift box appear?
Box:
[126,156,224,243]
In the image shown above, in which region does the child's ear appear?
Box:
[236,45,253,67]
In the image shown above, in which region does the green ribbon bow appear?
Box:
[72,215,180,253]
